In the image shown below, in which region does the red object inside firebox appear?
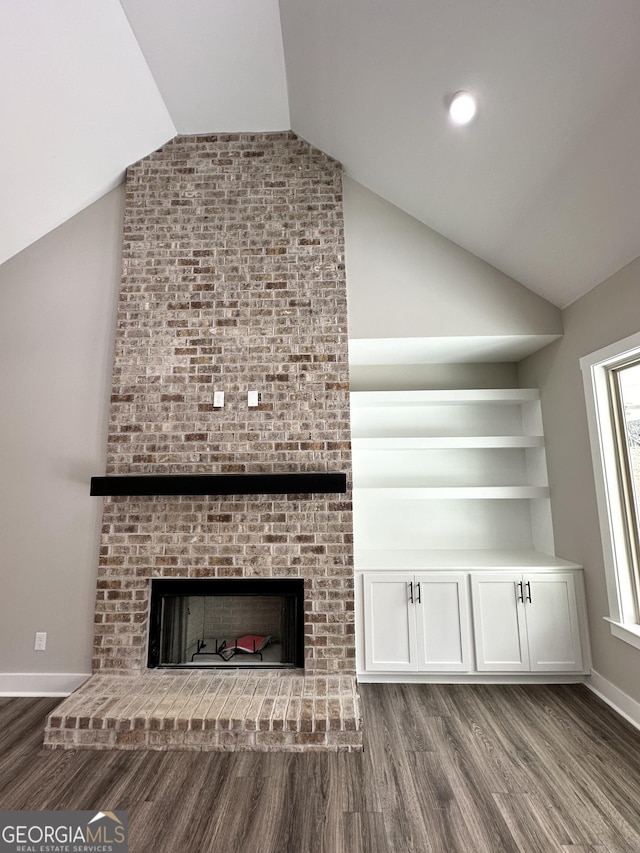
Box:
[224,635,270,654]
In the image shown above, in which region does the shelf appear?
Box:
[351,384,554,555]
[90,472,347,497]
[354,549,581,571]
[353,486,549,500]
[351,389,540,407]
[352,436,545,450]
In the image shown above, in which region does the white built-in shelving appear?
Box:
[351,388,558,564]
[353,549,580,571]
[351,387,591,678]
[353,436,545,449]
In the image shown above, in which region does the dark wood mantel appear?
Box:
[89,472,347,497]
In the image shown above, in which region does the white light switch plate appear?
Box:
[213,391,225,408]
[248,390,259,407]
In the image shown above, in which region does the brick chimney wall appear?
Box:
[93,132,355,675]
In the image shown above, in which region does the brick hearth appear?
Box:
[44,672,362,752]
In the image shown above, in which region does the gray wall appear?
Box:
[344,177,562,340]
[519,256,640,704]
[349,362,519,392]
[0,186,124,678]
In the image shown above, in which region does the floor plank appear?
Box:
[1,684,640,852]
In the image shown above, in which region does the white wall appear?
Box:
[0,186,124,686]
[120,0,290,134]
[343,177,562,341]
[519,256,640,704]
[0,1,175,268]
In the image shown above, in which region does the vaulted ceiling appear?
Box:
[2,0,639,308]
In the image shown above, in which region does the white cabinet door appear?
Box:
[471,574,530,671]
[415,573,472,672]
[471,572,584,673]
[363,573,417,671]
[525,573,583,672]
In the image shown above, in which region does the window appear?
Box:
[581,331,640,650]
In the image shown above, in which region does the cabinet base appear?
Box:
[357,672,591,684]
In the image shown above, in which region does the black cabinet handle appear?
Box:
[416,582,421,604]
[525,581,532,603]
[517,581,524,603]
[409,581,414,604]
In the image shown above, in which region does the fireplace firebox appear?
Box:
[147,578,305,669]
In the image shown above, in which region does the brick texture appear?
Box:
[43,672,363,753]
[92,132,355,677]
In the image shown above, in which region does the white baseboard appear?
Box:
[587,669,640,732]
[0,672,90,697]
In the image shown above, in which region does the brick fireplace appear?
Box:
[44,132,361,752]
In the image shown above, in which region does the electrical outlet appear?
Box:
[34,632,47,651]
[213,391,225,408]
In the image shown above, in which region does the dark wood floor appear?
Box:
[1,684,640,852]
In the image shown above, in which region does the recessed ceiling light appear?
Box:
[449,91,477,126]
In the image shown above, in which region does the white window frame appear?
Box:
[581,330,640,650]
